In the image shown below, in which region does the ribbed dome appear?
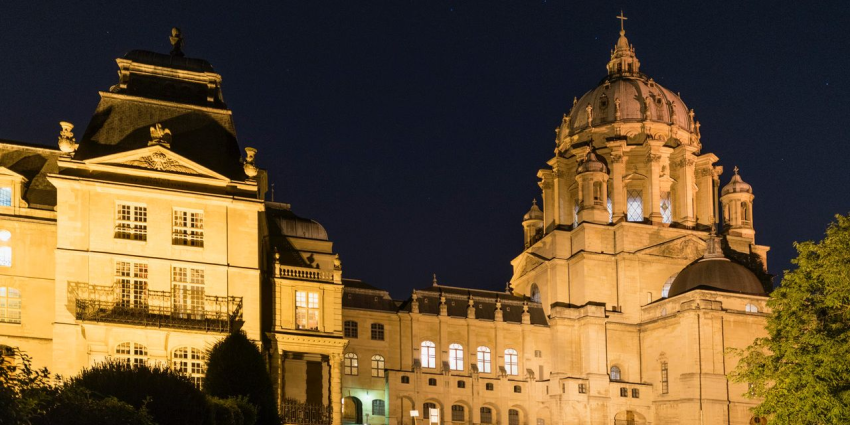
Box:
[667,257,765,297]
[523,199,543,221]
[722,167,752,196]
[576,149,609,174]
[568,75,692,136]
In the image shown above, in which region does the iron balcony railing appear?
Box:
[281,399,332,425]
[71,282,242,333]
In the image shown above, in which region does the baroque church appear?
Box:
[0,21,769,425]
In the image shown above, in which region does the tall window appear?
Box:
[115,342,147,367]
[372,400,385,416]
[626,188,643,222]
[116,261,148,309]
[371,354,385,377]
[0,246,11,267]
[451,405,464,422]
[344,320,358,338]
[504,349,518,375]
[173,209,204,247]
[0,287,21,324]
[449,343,464,371]
[343,353,358,375]
[295,291,320,330]
[661,362,669,394]
[371,323,385,340]
[173,347,205,388]
[530,284,541,303]
[610,365,621,381]
[172,266,204,319]
[480,407,493,424]
[423,403,437,420]
[607,196,613,223]
[115,203,147,241]
[660,191,672,224]
[421,341,436,368]
[572,199,579,228]
[508,409,520,425]
[0,187,11,206]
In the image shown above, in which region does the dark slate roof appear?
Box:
[265,202,330,268]
[123,50,215,73]
[342,279,399,312]
[0,141,60,209]
[400,285,549,326]
[74,94,244,180]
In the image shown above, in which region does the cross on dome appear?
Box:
[607,11,640,76]
[616,10,627,34]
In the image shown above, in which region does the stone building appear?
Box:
[0,22,769,425]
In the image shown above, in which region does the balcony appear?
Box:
[275,264,335,282]
[281,399,332,425]
[70,282,242,333]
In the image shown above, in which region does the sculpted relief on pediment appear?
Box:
[641,236,704,261]
[119,152,201,175]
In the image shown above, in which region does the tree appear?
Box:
[731,213,850,424]
[204,331,279,425]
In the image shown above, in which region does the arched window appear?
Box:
[530,284,541,303]
[741,202,750,222]
[504,349,518,375]
[607,196,613,223]
[115,342,147,367]
[173,347,205,388]
[661,191,672,224]
[745,303,758,313]
[371,354,385,377]
[371,323,385,340]
[344,320,358,338]
[0,287,21,324]
[449,343,464,370]
[627,189,643,222]
[372,399,385,416]
[480,407,493,424]
[344,352,358,375]
[421,341,436,368]
[610,365,621,381]
[572,199,579,228]
[423,403,437,420]
[451,405,465,422]
[401,375,410,384]
[509,409,520,425]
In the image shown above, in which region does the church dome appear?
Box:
[523,199,543,222]
[667,235,765,297]
[721,167,752,196]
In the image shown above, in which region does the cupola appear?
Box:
[575,149,610,224]
[522,199,544,248]
[606,12,641,77]
[720,167,755,240]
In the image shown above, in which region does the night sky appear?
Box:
[2,1,848,299]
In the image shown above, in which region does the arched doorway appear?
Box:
[343,396,363,424]
[613,411,646,425]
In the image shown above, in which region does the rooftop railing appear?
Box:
[275,264,335,282]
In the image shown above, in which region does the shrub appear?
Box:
[207,396,257,425]
[204,332,278,425]
[35,387,155,425]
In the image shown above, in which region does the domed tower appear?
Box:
[575,149,610,224]
[720,166,755,240]
[522,199,544,248]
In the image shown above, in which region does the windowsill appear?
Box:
[172,243,204,250]
[114,237,147,243]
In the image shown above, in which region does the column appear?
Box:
[607,141,626,223]
[331,353,343,425]
[646,140,664,223]
[538,170,555,232]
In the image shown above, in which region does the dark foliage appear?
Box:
[71,360,208,425]
[204,332,278,425]
[34,387,155,425]
[207,396,258,425]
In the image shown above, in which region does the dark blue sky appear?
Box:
[1,1,848,298]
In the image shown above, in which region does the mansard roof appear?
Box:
[0,140,60,209]
[400,285,549,325]
[342,279,400,312]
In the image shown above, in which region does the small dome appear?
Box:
[722,166,752,196]
[576,149,609,174]
[523,199,543,222]
[667,258,765,297]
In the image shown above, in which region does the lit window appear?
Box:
[344,320,358,338]
[371,323,385,340]
[745,303,759,313]
[627,189,643,222]
[115,204,147,241]
[172,266,204,319]
[661,191,672,224]
[115,342,147,367]
[295,291,320,330]
[661,362,669,394]
[343,353,358,375]
[451,405,464,422]
[610,366,621,381]
[421,341,436,368]
[505,349,518,375]
[509,409,520,425]
[0,247,10,267]
[423,403,437,419]
[371,354,385,377]
[477,346,491,373]
[607,196,613,223]
[172,209,204,247]
[173,347,205,388]
[449,343,464,371]
[372,400,385,416]
[0,287,21,323]
[480,407,493,424]
[530,284,541,303]
[0,187,11,207]
[572,199,579,228]
[116,261,148,310]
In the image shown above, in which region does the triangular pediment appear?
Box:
[0,166,28,181]
[636,234,705,261]
[84,145,229,180]
[512,252,547,280]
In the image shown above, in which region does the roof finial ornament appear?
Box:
[616,10,628,35]
[432,273,438,286]
[149,123,172,148]
[170,27,185,57]
[733,165,739,176]
[57,121,78,157]
[243,147,259,179]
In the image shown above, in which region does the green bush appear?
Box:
[204,332,278,425]
[206,396,258,425]
[71,360,208,425]
[35,387,155,425]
